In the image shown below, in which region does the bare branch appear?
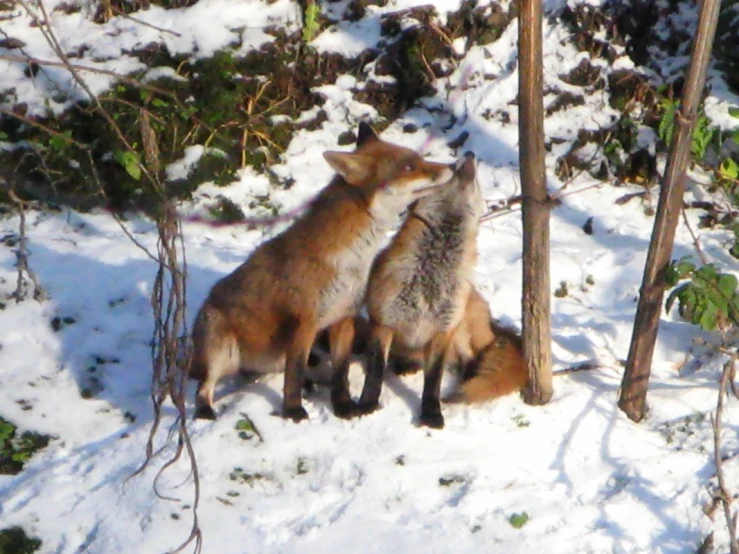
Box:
[711,358,739,554]
[7,188,48,303]
[681,206,708,265]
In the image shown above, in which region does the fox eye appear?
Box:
[402,160,417,172]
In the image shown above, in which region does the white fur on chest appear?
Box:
[318,221,387,327]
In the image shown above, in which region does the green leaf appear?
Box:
[705,284,728,314]
[302,2,321,43]
[666,283,690,314]
[730,241,739,260]
[675,258,696,279]
[695,264,719,282]
[717,273,738,299]
[720,158,739,180]
[235,418,254,432]
[48,130,72,152]
[729,106,739,118]
[659,100,676,145]
[152,98,168,108]
[113,150,142,181]
[508,512,529,529]
[11,450,31,463]
[698,302,718,331]
[681,286,698,316]
[690,115,715,160]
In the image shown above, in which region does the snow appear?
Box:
[1,0,739,552]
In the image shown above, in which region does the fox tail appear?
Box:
[448,321,528,404]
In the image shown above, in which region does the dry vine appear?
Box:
[6,1,203,551]
[6,187,48,303]
[704,358,739,553]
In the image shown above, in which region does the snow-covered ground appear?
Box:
[1,0,739,552]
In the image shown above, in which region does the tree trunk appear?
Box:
[619,0,722,422]
[518,0,552,405]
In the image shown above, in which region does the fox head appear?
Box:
[323,122,454,220]
[413,151,484,222]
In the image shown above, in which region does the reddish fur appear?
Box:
[189,124,452,419]
[459,319,527,403]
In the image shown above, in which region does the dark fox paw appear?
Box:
[391,358,423,376]
[194,405,217,420]
[332,399,358,419]
[282,405,309,423]
[419,406,444,429]
[355,400,380,417]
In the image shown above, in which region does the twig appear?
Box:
[0,108,88,149]
[710,358,739,554]
[8,188,48,303]
[0,54,176,99]
[682,206,708,265]
[110,5,182,37]
[552,361,606,376]
[697,532,714,554]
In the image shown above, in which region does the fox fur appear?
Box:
[188,122,453,421]
[357,152,483,428]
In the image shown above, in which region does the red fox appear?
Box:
[189,122,454,421]
[357,152,486,428]
[440,286,527,404]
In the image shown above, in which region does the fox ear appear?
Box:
[356,122,379,147]
[324,151,371,185]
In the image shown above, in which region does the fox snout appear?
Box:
[457,152,476,180]
[405,161,453,198]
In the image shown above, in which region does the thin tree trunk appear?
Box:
[619,0,722,422]
[518,0,552,405]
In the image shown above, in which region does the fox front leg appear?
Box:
[356,324,394,416]
[328,317,358,419]
[419,332,455,429]
[282,323,316,423]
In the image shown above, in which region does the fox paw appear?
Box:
[355,400,380,417]
[391,358,423,376]
[419,408,444,429]
[333,399,358,419]
[283,405,309,423]
[194,405,217,420]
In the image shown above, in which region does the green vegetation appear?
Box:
[665,258,739,332]
[0,526,42,554]
[438,474,466,487]
[508,512,529,529]
[0,39,333,213]
[302,2,322,43]
[0,417,51,475]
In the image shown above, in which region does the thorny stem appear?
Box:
[681,206,708,265]
[18,1,202,551]
[711,359,739,554]
[8,188,47,303]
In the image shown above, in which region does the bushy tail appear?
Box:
[450,321,528,404]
